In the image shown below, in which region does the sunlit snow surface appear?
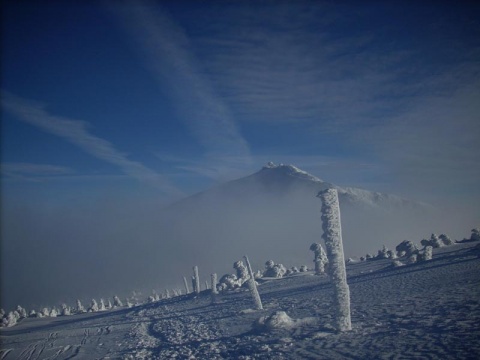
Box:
[2,242,480,359]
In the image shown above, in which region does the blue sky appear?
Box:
[1,1,480,309]
[2,1,479,206]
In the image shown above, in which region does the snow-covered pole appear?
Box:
[211,273,218,295]
[210,273,218,304]
[244,255,263,310]
[193,266,200,295]
[183,276,190,294]
[317,188,352,332]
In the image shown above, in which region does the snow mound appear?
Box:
[254,311,317,332]
[255,311,294,330]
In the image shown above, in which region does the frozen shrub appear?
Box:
[50,308,58,317]
[255,311,294,330]
[148,296,156,303]
[2,312,17,327]
[310,243,328,274]
[430,234,444,248]
[291,266,299,273]
[392,259,405,267]
[406,253,418,264]
[365,253,373,261]
[233,260,249,286]
[299,265,308,272]
[16,305,27,319]
[423,246,433,261]
[99,299,106,311]
[439,234,453,246]
[89,299,99,312]
[420,239,430,248]
[61,304,71,316]
[126,299,133,308]
[377,245,390,259]
[113,296,123,307]
[29,310,37,317]
[218,274,239,291]
[41,308,50,317]
[421,234,447,248]
[396,240,418,257]
[471,228,480,242]
[263,261,287,278]
[360,256,365,261]
[76,300,86,314]
[107,300,112,309]
[387,250,397,259]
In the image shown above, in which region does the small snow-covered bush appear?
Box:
[439,234,453,246]
[310,243,328,274]
[41,308,50,317]
[89,299,99,312]
[29,310,37,317]
[50,308,58,317]
[255,311,294,330]
[217,274,240,291]
[113,296,123,307]
[76,300,86,314]
[299,265,308,272]
[471,228,480,242]
[2,312,17,327]
[423,246,433,261]
[392,259,405,267]
[61,304,71,316]
[263,261,287,278]
[233,260,250,286]
[396,240,418,257]
[16,305,27,319]
[99,299,107,311]
[406,253,418,264]
[387,250,397,259]
[377,245,390,259]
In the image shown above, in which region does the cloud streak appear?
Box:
[1,91,184,198]
[109,1,252,176]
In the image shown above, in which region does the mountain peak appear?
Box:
[261,162,323,183]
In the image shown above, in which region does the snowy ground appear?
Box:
[2,242,480,359]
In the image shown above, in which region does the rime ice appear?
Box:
[317,188,352,332]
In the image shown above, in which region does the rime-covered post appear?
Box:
[210,273,218,304]
[244,255,263,310]
[183,276,190,294]
[193,266,200,295]
[211,273,218,295]
[317,188,352,331]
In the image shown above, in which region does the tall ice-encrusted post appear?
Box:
[211,273,218,295]
[183,276,190,294]
[244,255,263,310]
[317,188,352,331]
[193,266,200,295]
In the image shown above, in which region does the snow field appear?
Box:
[1,242,480,359]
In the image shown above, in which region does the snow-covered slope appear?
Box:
[2,242,479,359]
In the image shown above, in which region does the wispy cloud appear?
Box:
[192,2,479,131]
[1,91,184,198]
[1,162,74,180]
[109,1,252,174]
